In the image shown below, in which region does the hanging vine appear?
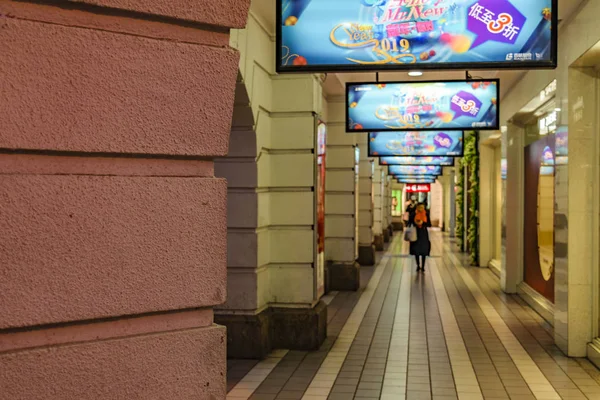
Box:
[463,132,480,266]
[456,158,465,252]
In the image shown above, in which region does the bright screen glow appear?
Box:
[370,131,464,157]
[278,0,556,72]
[389,165,443,176]
[379,156,454,166]
[348,80,499,132]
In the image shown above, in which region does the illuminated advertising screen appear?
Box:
[394,174,438,181]
[277,0,556,73]
[389,165,443,176]
[369,131,464,157]
[380,156,454,166]
[348,80,499,132]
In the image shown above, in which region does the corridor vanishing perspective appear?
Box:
[227,233,600,400]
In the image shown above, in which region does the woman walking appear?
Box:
[410,203,431,272]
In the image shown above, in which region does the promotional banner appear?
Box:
[369,131,464,156]
[348,80,499,132]
[405,183,431,193]
[315,120,326,298]
[278,0,556,72]
[389,165,443,176]
[380,156,454,166]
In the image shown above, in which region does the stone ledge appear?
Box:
[0,17,239,156]
[0,326,227,400]
[1,175,227,329]
[66,0,252,29]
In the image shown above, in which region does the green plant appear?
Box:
[463,132,480,266]
[456,158,465,251]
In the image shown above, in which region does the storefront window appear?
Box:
[521,99,558,303]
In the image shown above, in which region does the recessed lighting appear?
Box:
[408,71,423,77]
[555,108,561,111]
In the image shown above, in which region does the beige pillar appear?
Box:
[357,135,376,265]
[503,123,525,294]
[215,15,326,358]
[373,163,385,251]
[324,97,360,291]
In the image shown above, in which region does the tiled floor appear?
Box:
[227,233,600,400]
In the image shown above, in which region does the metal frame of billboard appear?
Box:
[276,0,558,73]
[398,179,436,184]
[391,174,440,180]
[347,79,500,133]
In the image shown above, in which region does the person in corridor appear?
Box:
[410,203,431,272]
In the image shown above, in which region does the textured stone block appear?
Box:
[0,175,227,329]
[0,326,226,400]
[67,0,251,28]
[0,18,239,156]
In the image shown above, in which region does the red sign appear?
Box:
[406,184,431,193]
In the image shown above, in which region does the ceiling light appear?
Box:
[555,108,561,111]
[408,71,423,77]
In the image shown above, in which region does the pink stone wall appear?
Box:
[0,0,250,398]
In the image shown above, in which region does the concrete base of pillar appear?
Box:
[215,312,271,360]
[271,301,327,351]
[216,301,327,359]
[358,245,376,266]
[388,225,394,237]
[374,235,384,251]
[383,229,390,243]
[326,262,360,291]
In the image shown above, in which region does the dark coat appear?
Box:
[409,210,431,256]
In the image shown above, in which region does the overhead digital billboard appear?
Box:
[394,174,438,181]
[348,80,499,132]
[277,0,557,73]
[370,131,464,157]
[380,156,454,166]
[397,177,436,184]
[389,165,443,176]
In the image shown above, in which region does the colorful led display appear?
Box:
[348,80,499,132]
[379,156,454,166]
[369,131,464,157]
[278,0,556,73]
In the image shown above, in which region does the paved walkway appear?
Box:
[227,233,600,400]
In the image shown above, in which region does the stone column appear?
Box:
[324,98,360,291]
[215,14,326,358]
[479,141,496,267]
[556,66,597,357]
[357,135,376,265]
[373,163,385,251]
[383,174,393,241]
[504,123,525,294]
[0,1,250,398]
